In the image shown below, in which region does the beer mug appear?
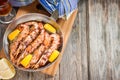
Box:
[0,0,16,24]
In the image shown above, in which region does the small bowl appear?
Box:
[3,13,63,72]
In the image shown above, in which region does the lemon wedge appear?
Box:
[20,54,32,68]
[44,23,56,33]
[48,50,60,62]
[0,58,16,79]
[8,29,20,41]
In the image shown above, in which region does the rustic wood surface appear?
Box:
[89,0,120,80]
[0,0,120,80]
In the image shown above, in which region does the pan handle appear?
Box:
[50,10,59,21]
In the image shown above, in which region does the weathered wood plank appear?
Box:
[54,68,59,80]
[9,69,30,80]
[31,72,45,80]
[60,0,88,80]
[0,24,7,51]
[89,0,120,80]
[106,1,120,80]
[45,67,59,80]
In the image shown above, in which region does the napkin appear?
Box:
[38,0,78,19]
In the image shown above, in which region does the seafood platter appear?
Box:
[3,13,63,71]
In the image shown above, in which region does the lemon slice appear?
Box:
[48,50,60,62]
[8,29,20,41]
[44,23,56,33]
[0,58,16,79]
[20,54,33,68]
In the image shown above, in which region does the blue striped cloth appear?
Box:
[38,0,78,18]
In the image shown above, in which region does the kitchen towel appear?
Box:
[38,0,78,19]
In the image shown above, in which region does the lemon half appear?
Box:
[0,58,16,79]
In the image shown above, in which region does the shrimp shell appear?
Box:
[27,32,51,68]
[10,24,29,62]
[14,29,39,59]
[16,30,45,65]
[34,34,60,68]
[26,44,45,68]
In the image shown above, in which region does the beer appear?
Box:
[0,0,12,16]
[0,0,15,24]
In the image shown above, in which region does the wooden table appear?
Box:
[0,0,120,80]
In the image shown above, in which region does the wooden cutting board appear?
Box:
[0,1,77,76]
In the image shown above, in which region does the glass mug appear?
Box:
[0,0,16,24]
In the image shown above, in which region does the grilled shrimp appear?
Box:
[34,34,60,68]
[10,24,29,62]
[16,30,45,65]
[14,30,39,58]
[26,44,45,68]
[27,32,51,68]
[44,32,51,48]
[25,21,39,29]
[14,22,40,59]
[38,22,44,29]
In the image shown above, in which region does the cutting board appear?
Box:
[0,1,77,76]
